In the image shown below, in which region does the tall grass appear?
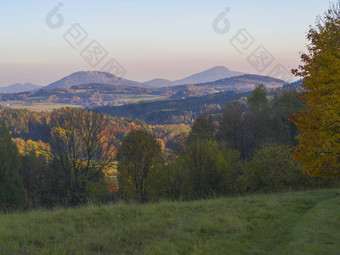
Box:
[0,189,339,254]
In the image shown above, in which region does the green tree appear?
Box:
[269,90,305,145]
[247,84,268,110]
[218,101,248,156]
[240,144,311,193]
[19,152,51,208]
[0,121,26,210]
[290,3,340,177]
[117,130,164,202]
[173,140,230,199]
[187,115,216,145]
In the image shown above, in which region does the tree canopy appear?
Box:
[0,121,26,209]
[290,2,340,177]
[117,130,164,202]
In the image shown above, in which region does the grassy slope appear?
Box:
[0,189,339,255]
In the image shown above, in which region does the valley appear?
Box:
[0,67,287,109]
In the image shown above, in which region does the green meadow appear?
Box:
[0,189,339,255]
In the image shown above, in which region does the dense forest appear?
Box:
[0,85,338,210]
[0,3,339,212]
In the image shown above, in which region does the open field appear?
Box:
[0,189,339,254]
[0,94,168,111]
[0,102,82,112]
[124,95,168,103]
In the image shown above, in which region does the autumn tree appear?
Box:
[117,130,164,202]
[290,2,340,177]
[48,108,116,205]
[0,121,26,210]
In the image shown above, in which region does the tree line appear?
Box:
[0,3,339,210]
[117,87,339,202]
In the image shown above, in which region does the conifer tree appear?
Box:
[0,121,26,209]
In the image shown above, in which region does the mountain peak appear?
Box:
[0,83,42,93]
[69,71,116,77]
[142,66,244,88]
[173,66,244,85]
[44,71,141,90]
[209,66,231,71]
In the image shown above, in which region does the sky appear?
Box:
[0,0,332,86]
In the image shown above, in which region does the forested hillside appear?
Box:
[0,74,286,108]
[1,86,338,210]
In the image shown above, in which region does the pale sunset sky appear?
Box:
[0,0,331,86]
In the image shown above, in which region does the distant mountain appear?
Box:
[195,74,287,91]
[142,66,244,88]
[174,66,244,85]
[142,79,174,88]
[0,83,42,93]
[283,79,303,90]
[44,71,141,90]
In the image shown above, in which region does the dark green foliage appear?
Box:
[164,140,240,200]
[240,144,309,193]
[117,130,164,202]
[218,101,252,158]
[218,87,305,158]
[0,121,26,210]
[240,143,339,194]
[19,154,69,208]
[269,90,305,145]
[98,90,249,125]
[187,115,216,145]
[19,153,52,208]
[162,89,338,200]
[247,84,268,110]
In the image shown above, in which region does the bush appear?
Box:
[240,144,319,193]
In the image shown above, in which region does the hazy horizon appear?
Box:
[0,0,330,86]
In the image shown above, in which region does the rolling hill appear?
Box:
[173,66,244,85]
[44,71,142,89]
[142,79,174,88]
[142,66,244,88]
[195,74,287,91]
[0,83,42,93]
[97,90,250,124]
[0,74,287,110]
[283,79,303,90]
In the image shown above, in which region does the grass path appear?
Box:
[0,189,339,254]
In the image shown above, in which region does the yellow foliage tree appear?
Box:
[290,3,340,177]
